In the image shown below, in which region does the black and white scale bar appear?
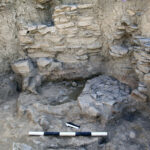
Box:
[29,132,108,137]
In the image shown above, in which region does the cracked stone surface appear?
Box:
[78,75,131,123]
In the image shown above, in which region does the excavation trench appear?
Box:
[0,0,150,150]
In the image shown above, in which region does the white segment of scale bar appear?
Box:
[91,132,108,136]
[29,132,44,136]
[59,132,76,136]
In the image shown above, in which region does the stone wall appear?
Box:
[12,3,103,93]
[18,4,101,62]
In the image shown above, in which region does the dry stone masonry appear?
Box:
[12,3,102,93]
[18,3,101,61]
[109,17,138,58]
[130,37,150,101]
[10,1,150,102]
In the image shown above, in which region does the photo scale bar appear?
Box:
[29,132,108,137]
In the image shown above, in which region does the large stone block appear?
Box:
[110,45,129,57]
[78,30,100,37]
[11,59,34,77]
[131,89,147,102]
[19,30,28,36]
[67,37,97,45]
[28,51,55,58]
[137,63,150,74]
[78,20,93,27]
[144,73,150,83]
[77,16,94,27]
[78,75,131,123]
[36,57,52,68]
[19,36,34,44]
[58,27,78,35]
[54,45,66,52]
[57,54,78,63]
[56,22,75,29]
[55,5,71,13]
[77,4,93,9]
[87,41,102,49]
[38,26,56,35]
[49,36,64,43]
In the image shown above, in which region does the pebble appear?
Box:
[129,131,136,139]
[72,81,78,87]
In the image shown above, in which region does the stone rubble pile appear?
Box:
[78,75,131,124]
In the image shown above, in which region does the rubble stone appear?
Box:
[36,57,52,68]
[110,45,129,57]
[138,83,147,94]
[131,89,148,102]
[11,60,34,77]
[78,75,131,123]
[144,73,150,83]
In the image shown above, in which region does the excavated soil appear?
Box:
[0,75,150,150]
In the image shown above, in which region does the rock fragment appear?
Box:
[138,83,147,94]
[131,89,147,102]
[109,45,129,57]
[144,73,150,83]
[127,10,136,16]
[11,59,34,77]
[36,57,52,69]
[22,75,42,94]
